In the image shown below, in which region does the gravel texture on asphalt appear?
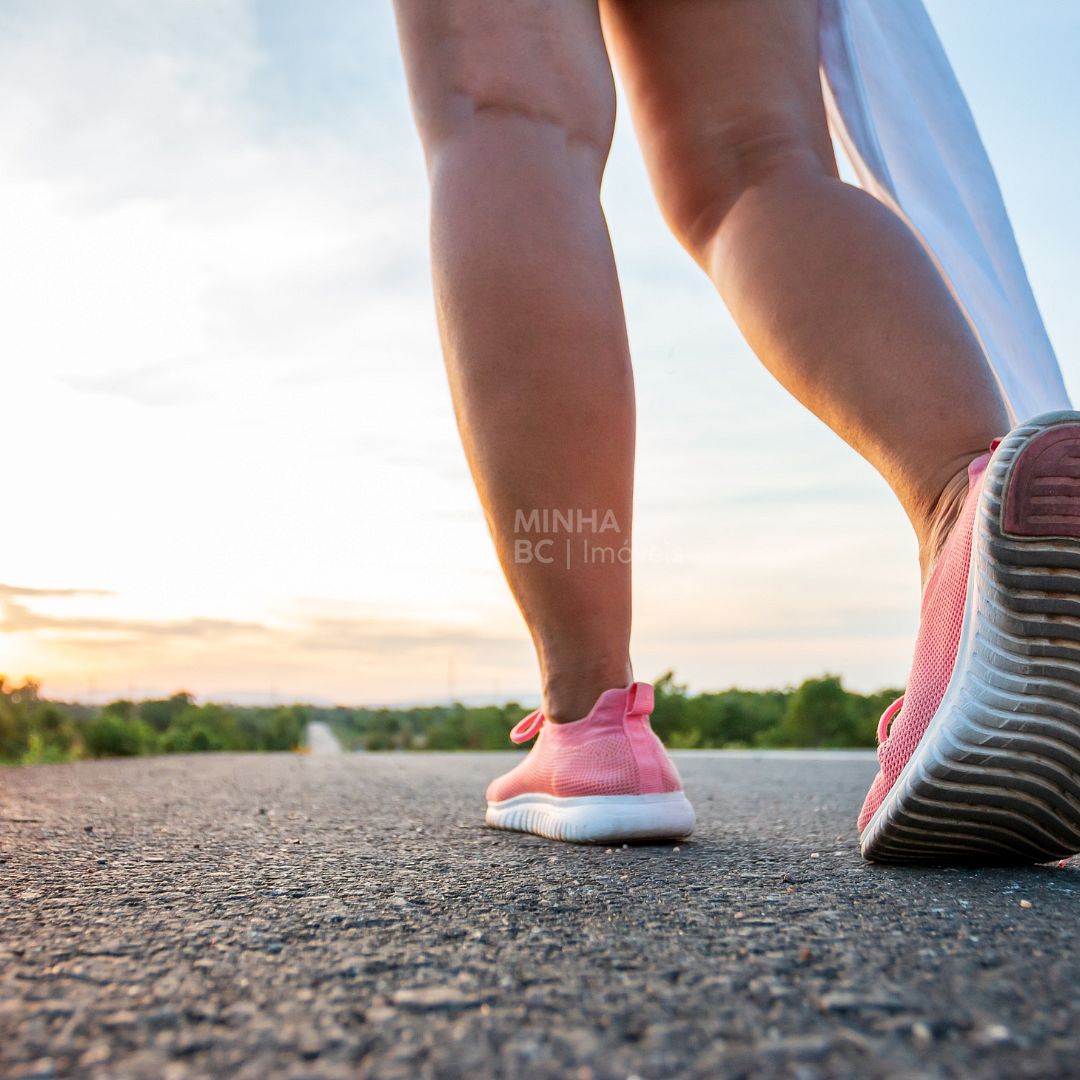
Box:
[2,751,1078,1079]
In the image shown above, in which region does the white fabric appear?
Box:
[819,0,1070,424]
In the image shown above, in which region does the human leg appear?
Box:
[394,0,633,721]
[601,0,1010,582]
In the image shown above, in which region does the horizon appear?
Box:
[2,1,1079,703]
[7,668,900,713]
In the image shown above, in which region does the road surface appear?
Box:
[304,722,343,756]
[2,751,1078,1079]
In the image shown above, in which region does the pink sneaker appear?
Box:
[860,411,1080,864]
[485,681,695,843]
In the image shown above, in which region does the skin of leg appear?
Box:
[600,0,1010,582]
[393,0,634,721]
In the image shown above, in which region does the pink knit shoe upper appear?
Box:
[857,451,993,832]
[485,682,683,803]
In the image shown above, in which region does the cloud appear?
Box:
[0,585,265,642]
[0,582,518,664]
[0,583,111,599]
[65,359,208,407]
[292,614,518,657]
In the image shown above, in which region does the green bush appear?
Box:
[85,713,148,757]
[139,692,195,732]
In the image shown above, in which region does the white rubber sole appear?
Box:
[485,791,695,844]
[862,411,1080,865]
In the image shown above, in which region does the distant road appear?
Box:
[304,720,342,754]
[2,751,1078,1078]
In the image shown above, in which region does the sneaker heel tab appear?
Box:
[968,450,993,483]
[627,681,654,716]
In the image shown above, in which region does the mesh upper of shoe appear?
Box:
[485,683,683,803]
[857,452,991,832]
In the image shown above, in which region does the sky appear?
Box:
[2,1,1079,706]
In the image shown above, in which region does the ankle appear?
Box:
[541,661,633,724]
[917,451,988,586]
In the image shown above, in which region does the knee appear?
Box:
[458,62,615,159]
[650,113,835,263]
[405,23,616,178]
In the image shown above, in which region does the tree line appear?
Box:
[0,679,307,763]
[0,671,900,764]
[327,672,900,752]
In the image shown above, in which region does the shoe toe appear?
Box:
[485,766,521,804]
[857,770,889,833]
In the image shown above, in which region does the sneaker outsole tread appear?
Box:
[863,411,1080,865]
[485,791,695,844]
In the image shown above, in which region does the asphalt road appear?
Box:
[304,723,343,756]
[2,751,1078,1080]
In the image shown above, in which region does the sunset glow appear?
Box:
[2,2,1078,705]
